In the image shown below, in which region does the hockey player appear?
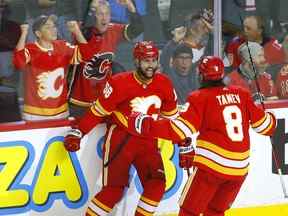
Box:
[13,15,92,121]
[64,41,178,216]
[128,56,277,216]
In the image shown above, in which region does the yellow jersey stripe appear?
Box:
[23,103,68,116]
[194,155,249,176]
[171,121,186,140]
[86,207,99,216]
[260,119,274,135]
[140,196,159,207]
[161,107,178,117]
[70,98,91,107]
[91,106,105,117]
[113,111,128,128]
[94,99,111,115]
[136,207,153,216]
[177,116,197,133]
[197,140,249,160]
[252,115,267,128]
[92,198,112,213]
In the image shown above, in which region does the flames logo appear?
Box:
[83,52,113,81]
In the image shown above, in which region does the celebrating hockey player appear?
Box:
[129,56,276,216]
[64,41,179,216]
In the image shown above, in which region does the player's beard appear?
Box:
[136,66,157,82]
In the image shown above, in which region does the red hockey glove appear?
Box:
[178,137,195,169]
[64,128,83,152]
[128,112,153,136]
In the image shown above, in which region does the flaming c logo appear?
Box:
[83,52,113,81]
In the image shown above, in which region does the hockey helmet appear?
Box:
[198,56,224,81]
[133,41,159,61]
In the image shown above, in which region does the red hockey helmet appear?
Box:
[198,56,224,81]
[133,41,159,61]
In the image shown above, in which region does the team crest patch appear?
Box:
[83,52,113,81]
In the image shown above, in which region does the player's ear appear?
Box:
[134,59,140,67]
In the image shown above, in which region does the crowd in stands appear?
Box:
[0,0,288,123]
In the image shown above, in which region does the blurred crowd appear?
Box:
[1,0,288,123]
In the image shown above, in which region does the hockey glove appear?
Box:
[64,128,83,152]
[178,137,195,169]
[128,112,152,136]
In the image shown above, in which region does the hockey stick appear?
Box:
[239,14,288,198]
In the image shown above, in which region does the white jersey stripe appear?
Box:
[253,113,271,133]
[172,119,194,138]
[88,202,109,216]
[196,147,249,168]
[137,200,156,213]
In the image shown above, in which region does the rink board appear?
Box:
[0,103,287,216]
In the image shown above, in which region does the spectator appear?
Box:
[160,9,214,69]
[222,0,256,40]
[183,9,214,63]
[164,43,199,104]
[225,41,278,101]
[69,0,144,117]
[25,0,57,42]
[160,13,186,69]
[276,64,288,99]
[225,15,286,68]
[13,15,91,121]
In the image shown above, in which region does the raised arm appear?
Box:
[15,24,29,51]
[119,0,144,41]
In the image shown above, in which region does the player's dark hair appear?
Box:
[200,79,225,89]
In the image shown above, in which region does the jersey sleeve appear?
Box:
[246,91,276,136]
[159,76,178,118]
[13,46,31,70]
[77,79,122,134]
[77,37,102,62]
[149,93,201,142]
[60,40,94,65]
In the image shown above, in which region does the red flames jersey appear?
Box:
[88,71,178,130]
[70,23,127,107]
[276,70,288,99]
[226,36,285,68]
[13,40,89,118]
[227,70,277,98]
[148,85,276,179]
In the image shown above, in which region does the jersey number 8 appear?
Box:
[223,105,244,142]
